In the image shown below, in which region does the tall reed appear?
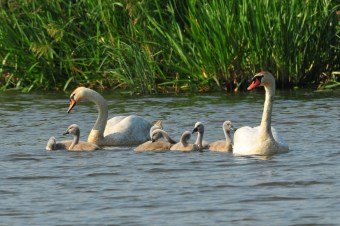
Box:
[0,0,338,92]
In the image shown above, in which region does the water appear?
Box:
[0,89,339,225]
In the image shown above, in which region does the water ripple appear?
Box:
[0,91,339,225]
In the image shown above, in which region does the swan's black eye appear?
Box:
[249,75,263,83]
[254,75,264,82]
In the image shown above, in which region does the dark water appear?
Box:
[0,89,339,225]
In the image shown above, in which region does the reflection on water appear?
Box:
[0,89,339,225]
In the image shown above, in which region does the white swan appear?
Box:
[208,121,234,152]
[233,71,289,156]
[170,122,205,151]
[67,87,151,146]
[46,124,101,151]
[134,128,176,152]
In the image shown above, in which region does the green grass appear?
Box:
[0,0,339,93]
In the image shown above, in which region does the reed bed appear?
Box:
[0,0,338,92]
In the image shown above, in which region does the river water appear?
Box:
[0,89,339,225]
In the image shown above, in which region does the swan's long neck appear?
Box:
[259,83,275,141]
[181,133,191,146]
[195,131,203,149]
[160,130,177,144]
[85,89,108,144]
[69,133,80,150]
[224,130,232,144]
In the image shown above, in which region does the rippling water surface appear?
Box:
[0,89,339,225]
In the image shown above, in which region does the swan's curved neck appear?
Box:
[259,83,275,141]
[70,134,80,149]
[85,89,108,143]
[224,130,232,144]
[181,133,190,146]
[160,130,176,144]
[195,131,203,148]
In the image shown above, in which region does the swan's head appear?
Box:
[63,124,80,136]
[223,120,235,132]
[192,122,204,134]
[248,71,274,90]
[151,129,163,142]
[67,87,88,113]
[150,120,163,139]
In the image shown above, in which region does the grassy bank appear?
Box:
[0,0,339,93]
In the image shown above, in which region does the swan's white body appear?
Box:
[134,128,176,152]
[233,72,289,156]
[208,121,234,152]
[67,87,151,146]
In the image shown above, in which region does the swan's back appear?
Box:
[271,127,289,151]
[134,128,175,152]
[46,137,72,151]
[134,141,173,152]
[208,140,232,152]
[233,126,288,155]
[170,142,199,152]
[104,115,152,146]
[233,126,258,154]
[69,142,101,151]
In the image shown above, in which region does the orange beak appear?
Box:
[247,78,261,90]
[67,98,77,113]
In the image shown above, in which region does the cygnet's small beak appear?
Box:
[192,127,198,134]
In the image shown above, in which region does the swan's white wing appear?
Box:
[106,116,127,126]
[104,115,151,145]
[233,126,260,155]
[271,127,289,150]
[234,126,288,155]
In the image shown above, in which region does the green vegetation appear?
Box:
[0,0,339,93]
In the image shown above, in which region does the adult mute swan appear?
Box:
[233,71,289,156]
[46,124,101,151]
[134,128,176,152]
[208,121,235,152]
[67,87,151,146]
[170,122,205,152]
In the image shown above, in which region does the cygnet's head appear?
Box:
[192,122,204,134]
[223,121,235,132]
[63,124,80,136]
[151,129,163,142]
